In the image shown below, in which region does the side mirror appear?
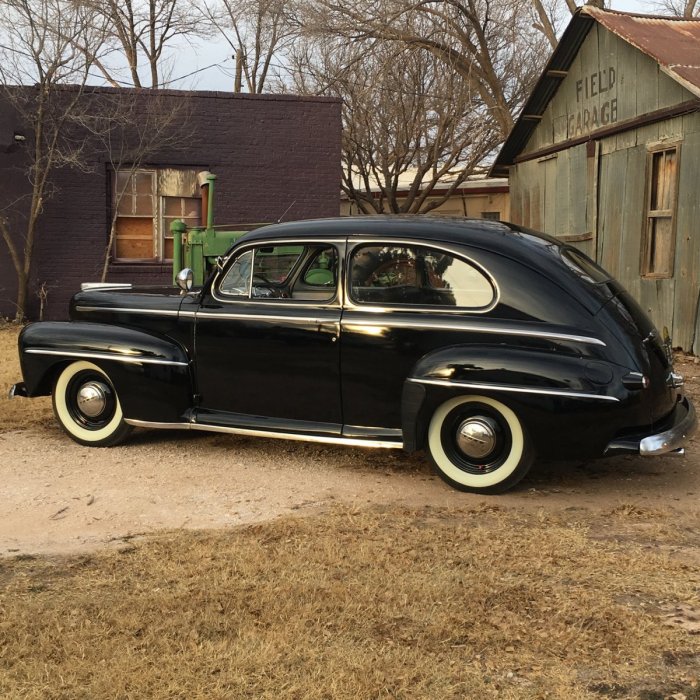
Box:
[176,268,194,293]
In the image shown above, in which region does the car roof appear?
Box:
[239,215,566,269]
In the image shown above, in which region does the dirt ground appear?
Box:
[1,349,699,557]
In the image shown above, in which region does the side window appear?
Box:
[219,250,253,297]
[218,244,338,301]
[350,244,494,309]
[302,247,337,287]
[641,146,679,278]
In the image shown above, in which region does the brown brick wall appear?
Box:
[0,88,342,320]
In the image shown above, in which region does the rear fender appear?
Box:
[401,345,639,458]
[18,322,194,423]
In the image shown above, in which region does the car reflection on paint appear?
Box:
[11,217,696,493]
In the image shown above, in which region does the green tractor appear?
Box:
[170,172,267,286]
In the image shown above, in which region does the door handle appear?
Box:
[316,321,340,341]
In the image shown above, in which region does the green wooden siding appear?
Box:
[522,25,694,156]
[509,22,700,350]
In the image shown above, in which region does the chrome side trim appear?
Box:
[407,377,620,402]
[24,348,188,367]
[124,420,192,430]
[75,305,181,317]
[195,311,339,324]
[344,318,606,346]
[81,283,133,291]
[73,304,605,347]
[124,418,404,449]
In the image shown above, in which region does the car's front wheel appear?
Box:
[427,395,533,493]
[52,361,132,446]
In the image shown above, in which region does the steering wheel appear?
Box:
[252,272,291,298]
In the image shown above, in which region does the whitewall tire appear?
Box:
[427,395,533,493]
[52,361,132,446]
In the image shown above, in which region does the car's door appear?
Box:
[194,237,345,433]
[340,238,498,431]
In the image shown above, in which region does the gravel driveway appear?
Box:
[2,396,699,555]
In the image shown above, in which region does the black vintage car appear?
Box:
[11,217,696,493]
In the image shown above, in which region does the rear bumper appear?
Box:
[605,397,696,456]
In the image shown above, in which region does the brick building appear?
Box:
[0,87,342,320]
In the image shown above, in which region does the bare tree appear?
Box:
[70,92,190,280]
[305,0,551,140]
[530,0,564,49]
[652,0,698,17]
[197,0,300,93]
[80,0,206,88]
[0,0,109,321]
[290,39,500,214]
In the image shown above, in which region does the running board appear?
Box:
[124,418,404,450]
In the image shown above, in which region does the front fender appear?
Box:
[18,322,194,423]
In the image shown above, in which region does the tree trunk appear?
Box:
[101,218,119,282]
[15,269,28,323]
[531,0,558,49]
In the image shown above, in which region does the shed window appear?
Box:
[641,147,678,278]
[112,168,202,262]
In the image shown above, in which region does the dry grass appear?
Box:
[1,506,699,700]
[0,325,52,432]
[2,329,700,698]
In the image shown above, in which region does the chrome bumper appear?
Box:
[8,382,28,398]
[640,397,696,455]
[606,397,696,456]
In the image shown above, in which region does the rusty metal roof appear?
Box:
[588,7,700,98]
[491,7,700,176]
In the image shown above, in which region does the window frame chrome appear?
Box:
[344,237,500,315]
[210,237,347,309]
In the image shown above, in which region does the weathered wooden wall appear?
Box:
[509,23,700,350]
[521,24,690,155]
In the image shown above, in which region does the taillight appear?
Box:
[623,372,649,390]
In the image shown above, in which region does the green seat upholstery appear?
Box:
[304,268,334,286]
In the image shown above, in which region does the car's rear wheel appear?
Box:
[52,361,132,446]
[427,395,533,493]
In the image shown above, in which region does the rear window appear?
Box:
[561,248,611,285]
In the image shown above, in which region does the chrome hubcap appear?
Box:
[456,417,497,459]
[76,381,109,418]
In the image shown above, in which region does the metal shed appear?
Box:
[492,7,700,352]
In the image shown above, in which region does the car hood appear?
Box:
[69,286,187,322]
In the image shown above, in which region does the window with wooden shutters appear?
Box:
[112,168,202,262]
[114,170,156,260]
[641,146,679,278]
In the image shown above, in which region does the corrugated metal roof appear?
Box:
[490,7,700,176]
[588,7,700,98]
